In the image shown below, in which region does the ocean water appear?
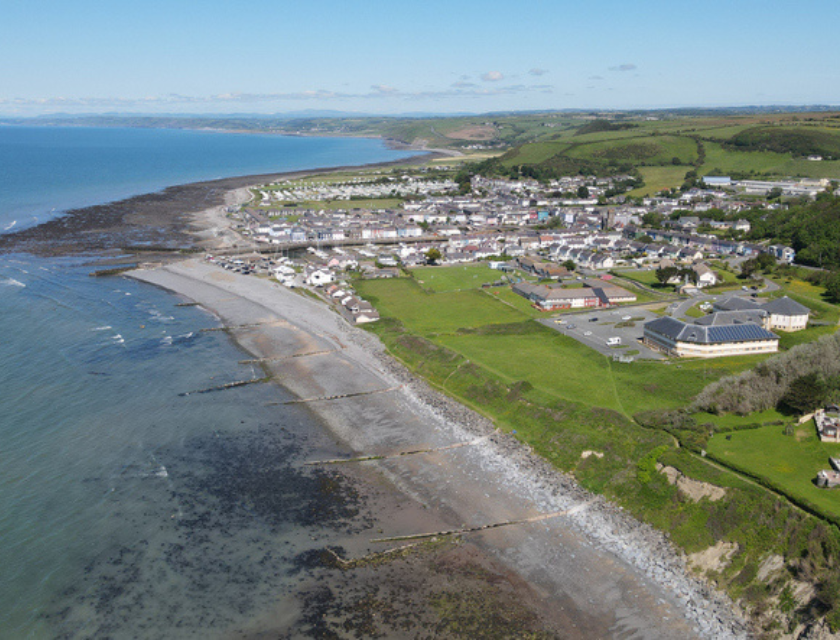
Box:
[0,125,418,232]
[0,128,417,638]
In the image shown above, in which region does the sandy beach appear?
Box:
[131,259,749,638]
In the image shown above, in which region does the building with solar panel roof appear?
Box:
[643,315,779,358]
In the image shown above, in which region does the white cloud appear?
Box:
[529,68,548,76]
[370,84,398,95]
[609,63,637,72]
[481,71,504,82]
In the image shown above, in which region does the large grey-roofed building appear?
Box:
[713,295,810,332]
[643,316,778,358]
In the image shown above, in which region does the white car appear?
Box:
[583,330,592,336]
[622,315,632,321]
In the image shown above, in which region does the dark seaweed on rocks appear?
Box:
[172,425,366,533]
[41,424,371,638]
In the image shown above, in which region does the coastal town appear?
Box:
[204,167,829,362]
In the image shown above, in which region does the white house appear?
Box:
[306,268,334,287]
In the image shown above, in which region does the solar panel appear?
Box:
[707,324,774,343]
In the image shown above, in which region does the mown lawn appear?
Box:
[610,355,766,416]
[437,325,765,418]
[485,287,545,317]
[355,277,527,335]
[411,264,501,292]
[613,268,668,288]
[707,423,840,522]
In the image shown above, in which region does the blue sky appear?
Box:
[2,0,839,116]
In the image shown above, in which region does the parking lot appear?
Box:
[538,307,665,360]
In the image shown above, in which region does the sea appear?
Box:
[0,126,419,638]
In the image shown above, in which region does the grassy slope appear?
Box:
[566,135,699,165]
[629,166,692,196]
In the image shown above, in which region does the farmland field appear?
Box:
[629,165,692,196]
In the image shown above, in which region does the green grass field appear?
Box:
[356,277,527,335]
[358,274,764,418]
[613,269,667,288]
[486,287,545,317]
[629,165,692,196]
[411,264,501,292]
[500,141,571,166]
[707,423,840,522]
[701,140,792,176]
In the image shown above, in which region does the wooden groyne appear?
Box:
[304,435,491,466]
[239,348,342,365]
[266,385,402,406]
[200,320,284,333]
[179,376,270,396]
[370,500,595,543]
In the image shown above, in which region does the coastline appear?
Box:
[0,149,439,258]
[130,258,749,638]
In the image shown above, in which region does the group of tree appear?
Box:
[739,252,776,279]
[654,265,696,285]
[744,192,840,269]
[424,247,442,265]
[692,332,840,415]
